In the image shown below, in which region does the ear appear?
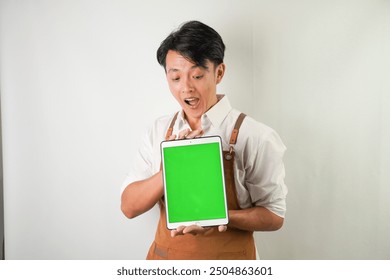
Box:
[215,63,226,84]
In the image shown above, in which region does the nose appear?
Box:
[181,77,194,93]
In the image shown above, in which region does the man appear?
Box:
[121,20,287,259]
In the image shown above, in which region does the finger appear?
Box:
[171,226,185,237]
[218,225,227,232]
[182,224,206,235]
[168,134,177,141]
[171,229,181,237]
[185,129,204,139]
[178,128,190,139]
[194,129,204,138]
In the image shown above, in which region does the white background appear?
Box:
[0,0,389,259]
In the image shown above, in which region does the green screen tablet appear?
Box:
[161,136,229,230]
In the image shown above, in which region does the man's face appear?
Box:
[165,50,225,124]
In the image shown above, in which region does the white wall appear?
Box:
[0,0,389,260]
[0,0,254,259]
[252,0,390,259]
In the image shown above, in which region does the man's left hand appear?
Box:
[171,225,227,237]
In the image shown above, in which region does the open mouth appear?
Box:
[184,97,199,107]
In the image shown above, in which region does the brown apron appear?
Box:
[146,112,255,260]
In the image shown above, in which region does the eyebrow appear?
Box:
[167,65,209,73]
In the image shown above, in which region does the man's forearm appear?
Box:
[121,171,164,219]
[228,206,284,231]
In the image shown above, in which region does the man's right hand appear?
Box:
[168,128,204,140]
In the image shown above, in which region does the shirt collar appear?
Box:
[204,94,232,128]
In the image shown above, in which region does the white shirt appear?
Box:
[121,95,287,217]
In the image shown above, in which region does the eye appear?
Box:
[193,75,203,80]
[171,77,180,82]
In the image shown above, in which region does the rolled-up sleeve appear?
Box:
[245,130,288,218]
[121,128,154,194]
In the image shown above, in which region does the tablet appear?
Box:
[161,136,229,230]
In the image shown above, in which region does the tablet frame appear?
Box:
[160,136,229,230]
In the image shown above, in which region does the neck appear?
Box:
[186,116,202,131]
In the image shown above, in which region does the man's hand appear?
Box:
[171,225,227,237]
[168,128,204,140]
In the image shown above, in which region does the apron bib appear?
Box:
[146,113,255,260]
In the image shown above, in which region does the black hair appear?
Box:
[157,20,225,70]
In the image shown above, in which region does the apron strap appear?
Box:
[229,113,247,145]
[165,112,179,140]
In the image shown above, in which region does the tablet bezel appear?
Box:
[160,136,229,230]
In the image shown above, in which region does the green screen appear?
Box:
[163,142,227,223]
